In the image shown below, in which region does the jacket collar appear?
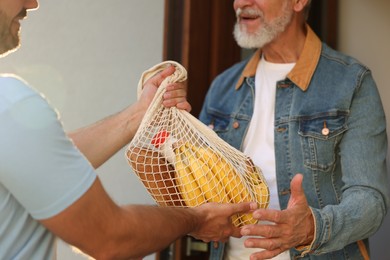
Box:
[235,25,322,91]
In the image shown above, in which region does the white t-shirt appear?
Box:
[0,75,96,259]
[225,56,295,260]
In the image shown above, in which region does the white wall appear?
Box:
[0,1,164,259]
[338,0,390,258]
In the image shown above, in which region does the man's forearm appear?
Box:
[110,205,197,259]
[41,178,197,259]
[68,104,144,168]
[41,178,253,259]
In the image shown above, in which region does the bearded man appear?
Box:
[199,0,390,259]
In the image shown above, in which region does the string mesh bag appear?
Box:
[126,61,269,227]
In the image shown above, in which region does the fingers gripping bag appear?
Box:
[126,61,269,227]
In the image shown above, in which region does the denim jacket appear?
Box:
[199,26,389,259]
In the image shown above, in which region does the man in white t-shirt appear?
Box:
[225,55,295,260]
[200,0,389,259]
[0,1,256,259]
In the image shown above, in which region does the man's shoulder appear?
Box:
[213,59,250,84]
[0,74,45,115]
[221,58,249,75]
[0,74,39,103]
[0,74,29,86]
[320,44,368,70]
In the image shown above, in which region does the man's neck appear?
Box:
[262,22,307,64]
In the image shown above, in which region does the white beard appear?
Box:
[233,4,293,49]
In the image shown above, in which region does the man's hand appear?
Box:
[140,65,191,112]
[68,65,190,169]
[189,202,258,243]
[240,174,314,260]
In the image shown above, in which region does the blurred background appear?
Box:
[0,0,388,259]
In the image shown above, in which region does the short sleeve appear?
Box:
[0,77,96,219]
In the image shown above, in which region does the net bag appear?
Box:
[126,61,269,227]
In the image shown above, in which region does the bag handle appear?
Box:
[137,60,221,143]
[137,60,187,100]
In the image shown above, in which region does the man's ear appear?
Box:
[292,0,309,13]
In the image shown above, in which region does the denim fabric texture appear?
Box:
[199,27,389,260]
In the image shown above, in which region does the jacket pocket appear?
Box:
[205,110,250,149]
[205,108,231,133]
[298,112,348,172]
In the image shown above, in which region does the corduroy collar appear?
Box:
[235,25,322,91]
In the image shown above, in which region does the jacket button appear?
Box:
[322,120,329,136]
[233,121,240,129]
[322,127,329,136]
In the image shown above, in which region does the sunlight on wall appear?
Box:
[0,1,165,259]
